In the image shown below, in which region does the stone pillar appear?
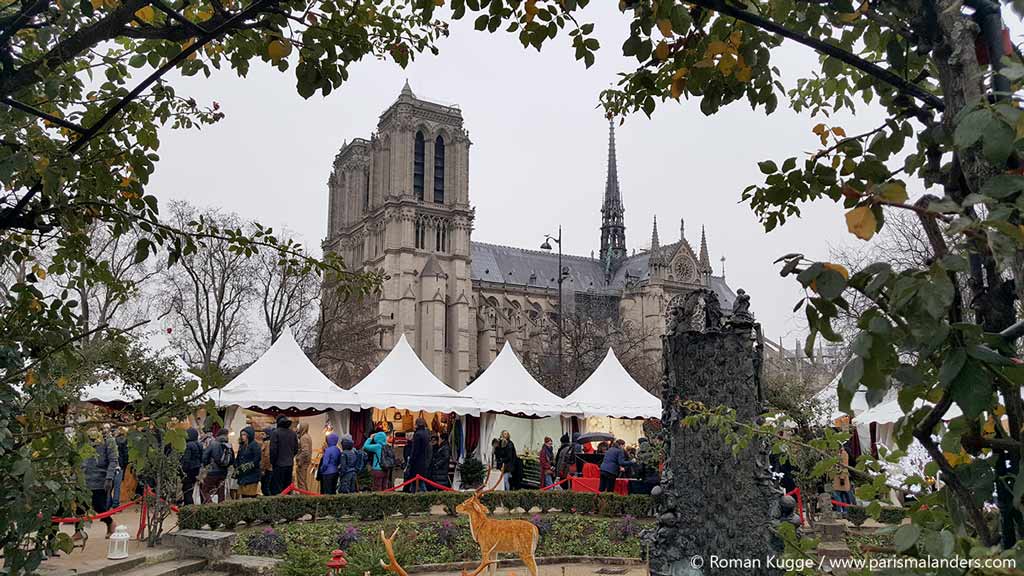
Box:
[651,289,782,576]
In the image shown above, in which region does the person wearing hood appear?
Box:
[338,435,358,494]
[554,434,573,485]
[180,428,203,505]
[269,415,298,495]
[79,428,118,538]
[259,427,273,496]
[362,428,390,491]
[201,428,233,503]
[319,433,341,495]
[539,436,555,488]
[235,426,262,498]
[294,422,312,493]
[571,432,584,475]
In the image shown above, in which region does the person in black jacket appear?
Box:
[429,433,451,490]
[496,430,518,490]
[404,418,432,493]
[269,416,298,495]
[180,428,202,505]
[201,429,232,503]
[235,426,262,498]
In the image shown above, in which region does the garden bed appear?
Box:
[235,515,653,576]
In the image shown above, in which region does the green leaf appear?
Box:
[473,14,489,30]
[954,109,994,150]
[814,269,846,299]
[939,348,966,386]
[894,524,921,553]
[758,160,778,174]
[980,174,1024,199]
[983,121,1015,164]
[950,359,993,419]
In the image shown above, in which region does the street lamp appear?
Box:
[540,225,567,385]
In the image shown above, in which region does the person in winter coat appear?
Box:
[362,429,390,491]
[338,435,359,494]
[319,433,341,495]
[110,427,128,508]
[599,439,633,493]
[180,428,203,505]
[269,416,298,495]
[201,429,232,503]
[78,429,118,539]
[295,422,312,493]
[404,418,432,493]
[495,430,519,490]
[235,426,262,498]
[429,433,451,490]
[554,434,573,485]
[539,436,555,488]
[571,432,584,475]
[259,427,273,496]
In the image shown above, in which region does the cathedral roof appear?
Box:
[469,241,737,308]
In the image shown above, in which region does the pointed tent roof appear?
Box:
[460,342,570,417]
[352,334,479,415]
[565,349,661,418]
[216,329,359,411]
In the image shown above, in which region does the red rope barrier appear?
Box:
[51,499,140,524]
[540,476,572,492]
[830,499,854,507]
[785,487,804,525]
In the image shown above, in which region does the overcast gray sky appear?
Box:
[146,2,974,346]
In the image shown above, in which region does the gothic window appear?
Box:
[363,168,370,211]
[673,255,697,282]
[435,225,442,253]
[433,136,445,204]
[413,131,425,200]
[415,219,425,250]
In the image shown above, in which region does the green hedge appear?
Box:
[847,505,868,526]
[877,506,906,525]
[179,490,653,530]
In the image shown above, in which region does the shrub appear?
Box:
[847,505,868,527]
[434,519,458,547]
[179,488,651,530]
[877,507,906,525]
[458,457,486,489]
[336,526,360,550]
[613,515,641,540]
[247,527,287,557]
[529,513,552,536]
[279,546,322,576]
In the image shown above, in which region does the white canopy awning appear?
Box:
[813,374,873,423]
[565,349,661,419]
[352,334,479,416]
[858,398,963,424]
[216,329,359,412]
[460,342,571,418]
[81,334,199,404]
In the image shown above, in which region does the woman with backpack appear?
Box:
[362,428,393,491]
[319,433,341,495]
[200,429,233,503]
[338,435,360,494]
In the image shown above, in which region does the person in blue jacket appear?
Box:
[599,439,634,493]
[319,433,341,495]
[234,426,262,498]
[362,428,390,491]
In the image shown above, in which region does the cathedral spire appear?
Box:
[600,118,627,277]
[399,79,416,100]
[699,225,712,273]
[651,215,660,253]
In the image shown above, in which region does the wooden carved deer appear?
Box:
[455,474,539,576]
[378,528,502,576]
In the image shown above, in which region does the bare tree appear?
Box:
[51,224,163,342]
[159,202,254,378]
[253,230,319,345]
[314,281,379,388]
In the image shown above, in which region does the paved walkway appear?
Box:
[416,564,648,575]
[40,508,180,572]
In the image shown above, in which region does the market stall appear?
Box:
[459,341,573,458]
[564,348,661,445]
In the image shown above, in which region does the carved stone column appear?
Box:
[651,289,782,576]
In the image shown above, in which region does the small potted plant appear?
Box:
[458,456,486,490]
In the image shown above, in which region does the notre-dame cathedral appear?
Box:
[321,82,736,390]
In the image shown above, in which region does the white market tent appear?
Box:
[565,349,661,445]
[81,333,199,404]
[460,341,571,454]
[216,328,359,412]
[351,334,479,416]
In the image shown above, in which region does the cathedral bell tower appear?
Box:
[600,119,627,278]
[324,82,475,389]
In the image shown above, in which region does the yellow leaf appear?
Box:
[134,5,155,23]
[706,40,730,57]
[878,181,908,204]
[25,370,37,387]
[32,263,46,280]
[671,78,686,100]
[657,18,673,37]
[34,157,49,172]
[734,65,752,82]
[831,155,841,169]
[837,12,859,22]
[812,123,826,136]
[718,53,736,74]
[655,41,670,61]
[823,262,850,280]
[693,58,715,68]
[434,0,443,5]
[728,30,743,47]
[267,38,292,61]
[89,0,101,8]
[672,67,688,80]
[831,126,846,138]
[845,205,877,241]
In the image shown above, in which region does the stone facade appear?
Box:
[322,83,737,389]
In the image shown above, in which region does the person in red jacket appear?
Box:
[539,437,555,488]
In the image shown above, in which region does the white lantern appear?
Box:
[107,525,130,559]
